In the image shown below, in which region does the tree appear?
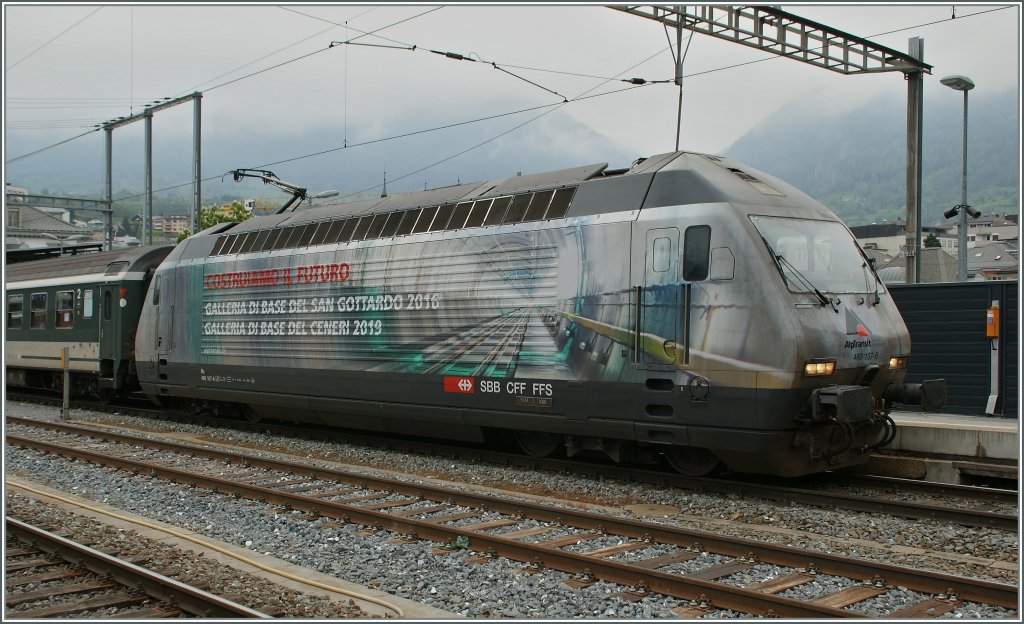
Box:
[923,233,941,248]
[176,201,252,244]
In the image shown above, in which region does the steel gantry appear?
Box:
[611,5,933,283]
[97,92,202,247]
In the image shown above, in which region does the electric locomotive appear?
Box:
[39,151,947,477]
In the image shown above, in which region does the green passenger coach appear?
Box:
[5,246,172,400]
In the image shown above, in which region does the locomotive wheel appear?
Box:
[514,431,562,458]
[663,446,722,477]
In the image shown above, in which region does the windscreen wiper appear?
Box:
[761,235,838,312]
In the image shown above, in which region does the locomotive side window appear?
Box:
[545,187,576,219]
[151,275,161,305]
[683,225,712,281]
[448,202,473,230]
[310,221,332,246]
[352,216,372,240]
[395,209,421,236]
[365,213,389,239]
[228,232,249,255]
[483,196,512,226]
[7,294,23,329]
[338,218,359,242]
[503,194,532,224]
[271,227,295,250]
[250,230,272,252]
[103,290,112,320]
[465,199,491,228]
[430,203,456,231]
[380,212,403,238]
[239,231,261,254]
[524,190,554,222]
[322,219,346,244]
[261,229,284,251]
[210,235,228,256]
[297,223,319,247]
[30,292,47,329]
[285,225,309,248]
[56,290,74,329]
[413,206,438,233]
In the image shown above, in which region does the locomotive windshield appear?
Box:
[751,215,872,295]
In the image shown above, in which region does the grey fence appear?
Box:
[889,281,1017,417]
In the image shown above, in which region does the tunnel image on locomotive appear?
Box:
[6,151,946,476]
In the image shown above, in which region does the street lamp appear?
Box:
[940,74,977,282]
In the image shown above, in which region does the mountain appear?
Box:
[722,89,1019,227]
[4,109,634,219]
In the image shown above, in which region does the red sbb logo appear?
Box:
[443,376,475,394]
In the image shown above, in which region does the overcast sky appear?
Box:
[3,3,1020,198]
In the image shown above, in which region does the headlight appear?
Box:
[803,359,836,377]
[889,355,909,370]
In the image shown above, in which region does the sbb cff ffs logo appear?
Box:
[443,376,475,394]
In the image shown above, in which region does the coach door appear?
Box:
[98,285,121,381]
[153,272,175,381]
[639,227,680,367]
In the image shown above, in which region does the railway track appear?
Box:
[4,516,270,619]
[6,393,1015,532]
[6,417,1018,619]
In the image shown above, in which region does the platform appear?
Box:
[862,410,1019,486]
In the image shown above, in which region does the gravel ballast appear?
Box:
[4,400,1019,618]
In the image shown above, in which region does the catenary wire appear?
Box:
[5,5,1011,166]
[5,6,104,71]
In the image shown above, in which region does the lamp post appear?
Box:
[940,74,975,282]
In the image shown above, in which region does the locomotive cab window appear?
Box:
[7,294,23,329]
[683,226,711,281]
[56,290,74,329]
[751,215,874,294]
[30,292,47,329]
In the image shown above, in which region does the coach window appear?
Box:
[83,289,94,319]
[683,225,712,282]
[56,291,74,329]
[30,293,47,329]
[7,294,23,329]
